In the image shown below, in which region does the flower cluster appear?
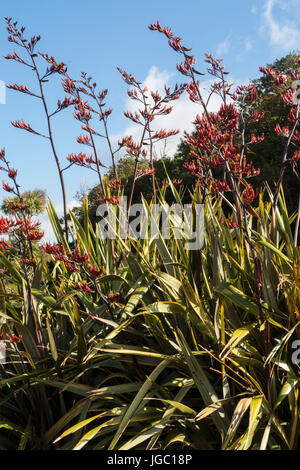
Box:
[66,152,103,168]
[76,134,92,146]
[39,52,67,76]
[42,243,90,269]
[259,61,300,170]
[9,334,23,343]
[137,168,155,177]
[73,281,92,292]
[6,83,39,99]
[0,215,44,243]
[152,129,180,141]
[242,186,258,205]
[0,149,46,277]
[99,196,119,205]
[42,243,105,281]
[108,179,127,190]
[107,292,121,303]
[166,179,182,186]
[21,257,37,266]
[220,217,238,228]
[2,181,14,192]
[89,264,104,278]
[11,120,45,138]
[0,239,12,251]
[0,332,23,343]
[118,136,147,158]
[182,101,253,188]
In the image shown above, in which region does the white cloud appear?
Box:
[216,37,231,56]
[143,66,175,97]
[262,0,300,50]
[39,213,55,242]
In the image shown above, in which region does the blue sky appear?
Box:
[0,0,299,238]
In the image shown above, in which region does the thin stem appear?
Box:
[127,124,148,215]
[25,49,69,240]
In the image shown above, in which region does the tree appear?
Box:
[1,189,47,216]
[246,53,299,213]
[174,53,300,213]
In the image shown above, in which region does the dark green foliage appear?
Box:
[247,53,299,213]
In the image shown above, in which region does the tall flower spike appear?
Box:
[11,120,48,138]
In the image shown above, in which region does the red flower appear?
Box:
[0,217,15,234]
[107,292,121,303]
[187,82,200,102]
[89,264,103,278]
[9,334,22,343]
[28,230,44,241]
[76,135,92,146]
[281,90,294,105]
[251,111,265,123]
[250,133,265,144]
[65,262,79,273]
[275,124,290,137]
[288,108,297,124]
[210,180,230,193]
[153,129,179,140]
[62,77,76,94]
[108,179,123,190]
[275,74,287,86]
[259,66,277,78]
[73,281,92,292]
[42,242,63,255]
[7,83,30,93]
[99,196,119,205]
[166,179,182,186]
[117,68,136,85]
[220,217,238,228]
[0,239,12,251]
[8,168,17,178]
[242,186,258,204]
[2,181,13,192]
[22,258,37,266]
[217,103,239,132]
[39,53,67,74]
[137,168,155,177]
[11,120,38,134]
[42,242,68,261]
[292,151,300,163]
[71,247,89,265]
[8,202,29,212]
[57,96,75,111]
